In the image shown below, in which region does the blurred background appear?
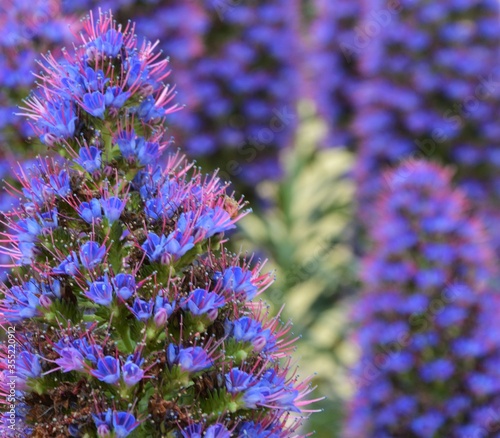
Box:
[2,1,500,437]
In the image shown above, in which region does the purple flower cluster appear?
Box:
[65,0,302,190]
[0,11,315,437]
[0,0,74,141]
[308,0,360,148]
[345,161,500,437]
[351,0,500,246]
[131,0,302,187]
[0,1,75,278]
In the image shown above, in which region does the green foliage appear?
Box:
[233,103,359,437]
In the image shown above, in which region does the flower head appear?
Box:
[1,9,315,437]
[346,162,500,437]
[92,356,121,385]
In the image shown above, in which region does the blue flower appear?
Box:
[181,423,202,438]
[195,207,235,238]
[92,356,120,384]
[101,196,125,224]
[226,317,275,353]
[54,251,80,275]
[86,277,114,306]
[112,411,139,438]
[225,368,255,394]
[18,242,37,265]
[92,409,112,433]
[205,424,230,438]
[16,218,41,243]
[17,351,42,380]
[39,209,59,230]
[420,359,455,383]
[411,411,444,438]
[116,130,137,160]
[141,232,168,262]
[104,86,130,109]
[39,99,77,143]
[83,91,106,119]
[76,147,102,173]
[4,285,40,322]
[122,358,144,386]
[137,95,164,122]
[123,53,149,87]
[49,169,71,197]
[88,29,123,58]
[181,288,225,319]
[131,298,153,321]
[154,293,175,326]
[112,274,136,300]
[163,229,195,262]
[79,241,106,270]
[167,344,213,373]
[115,131,160,165]
[238,421,281,438]
[54,347,86,372]
[142,231,194,264]
[135,137,160,166]
[23,177,54,205]
[79,199,103,223]
[217,267,257,300]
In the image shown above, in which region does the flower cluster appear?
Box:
[61,0,300,194]
[307,0,360,148]
[0,0,75,279]
[0,0,74,144]
[33,0,303,195]
[132,0,302,189]
[352,0,500,249]
[345,161,500,437]
[0,10,315,437]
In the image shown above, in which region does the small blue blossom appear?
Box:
[38,99,77,144]
[104,86,130,109]
[49,169,71,197]
[153,293,175,326]
[195,207,235,238]
[141,232,168,262]
[131,298,153,321]
[54,251,80,275]
[420,359,455,382]
[181,288,225,319]
[86,277,114,306]
[225,368,255,394]
[167,344,213,373]
[83,91,106,119]
[112,274,136,300]
[216,267,257,300]
[79,241,106,270]
[101,196,125,224]
[76,147,102,173]
[88,29,124,58]
[79,199,103,223]
[17,351,42,381]
[141,231,194,264]
[137,95,164,122]
[54,347,86,372]
[122,357,144,387]
[112,411,139,438]
[39,209,59,229]
[225,317,276,353]
[92,356,121,385]
[411,411,445,438]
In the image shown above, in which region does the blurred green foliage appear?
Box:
[233,102,359,437]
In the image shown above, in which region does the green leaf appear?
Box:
[138,382,156,413]
[108,221,124,272]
